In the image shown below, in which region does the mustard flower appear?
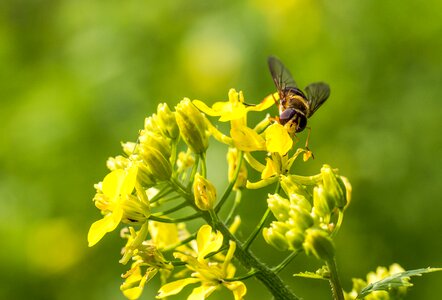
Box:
[88,166,138,247]
[156,225,246,300]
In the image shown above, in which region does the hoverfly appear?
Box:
[268,56,330,140]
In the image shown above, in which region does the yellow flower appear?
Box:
[156,225,246,300]
[194,89,274,152]
[193,89,274,123]
[264,123,293,155]
[88,166,138,247]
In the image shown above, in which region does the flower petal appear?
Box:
[192,100,221,117]
[231,126,266,152]
[261,157,278,179]
[265,123,293,155]
[224,281,247,300]
[102,169,125,198]
[120,166,138,195]
[88,212,120,247]
[156,278,200,299]
[246,93,277,112]
[196,225,223,261]
[188,284,218,300]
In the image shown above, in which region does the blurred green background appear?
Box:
[1,0,441,299]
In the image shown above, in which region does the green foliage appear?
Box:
[357,268,442,299]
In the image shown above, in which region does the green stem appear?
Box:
[215,151,243,213]
[163,233,197,252]
[272,251,300,274]
[187,154,200,188]
[149,212,202,223]
[243,207,271,251]
[208,214,300,300]
[152,201,188,216]
[326,258,345,300]
[224,190,242,225]
[200,153,207,178]
[224,269,258,281]
[243,181,280,250]
[169,176,300,299]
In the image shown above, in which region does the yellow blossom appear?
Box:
[156,225,246,300]
[88,166,138,247]
[193,89,274,123]
[265,123,293,155]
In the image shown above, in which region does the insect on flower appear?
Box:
[267,56,330,146]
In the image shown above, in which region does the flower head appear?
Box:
[88,166,138,247]
[156,225,246,300]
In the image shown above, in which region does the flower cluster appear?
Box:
[344,264,408,300]
[263,165,351,260]
[87,87,433,300]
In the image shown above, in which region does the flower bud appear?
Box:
[106,155,129,171]
[340,176,352,209]
[288,205,314,230]
[139,146,172,181]
[303,228,335,261]
[285,228,305,251]
[227,148,247,190]
[157,103,179,140]
[139,131,171,159]
[121,142,138,156]
[267,194,291,222]
[176,150,195,173]
[280,175,312,200]
[175,98,209,154]
[263,225,289,251]
[193,174,216,211]
[289,193,312,212]
[312,184,334,219]
[144,115,161,134]
[321,165,347,209]
[121,194,150,225]
[131,157,155,187]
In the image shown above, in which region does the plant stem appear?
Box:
[210,216,300,300]
[326,258,345,300]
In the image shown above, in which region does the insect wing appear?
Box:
[268,56,297,93]
[304,82,330,117]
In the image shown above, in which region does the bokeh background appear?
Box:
[1,0,441,299]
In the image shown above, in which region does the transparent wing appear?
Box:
[268,56,297,92]
[304,82,330,117]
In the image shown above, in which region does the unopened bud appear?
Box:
[313,184,334,219]
[280,175,312,199]
[131,158,155,187]
[263,224,290,251]
[144,115,161,134]
[121,142,138,156]
[289,193,312,212]
[193,174,216,211]
[176,150,195,173]
[321,165,347,209]
[267,194,290,222]
[106,155,129,171]
[227,148,247,190]
[139,131,171,160]
[175,98,209,154]
[303,228,335,261]
[285,228,305,251]
[157,103,179,140]
[139,146,172,181]
[288,205,314,230]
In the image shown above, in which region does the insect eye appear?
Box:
[296,116,307,133]
[279,108,296,125]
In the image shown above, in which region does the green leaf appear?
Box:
[356,267,442,299]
